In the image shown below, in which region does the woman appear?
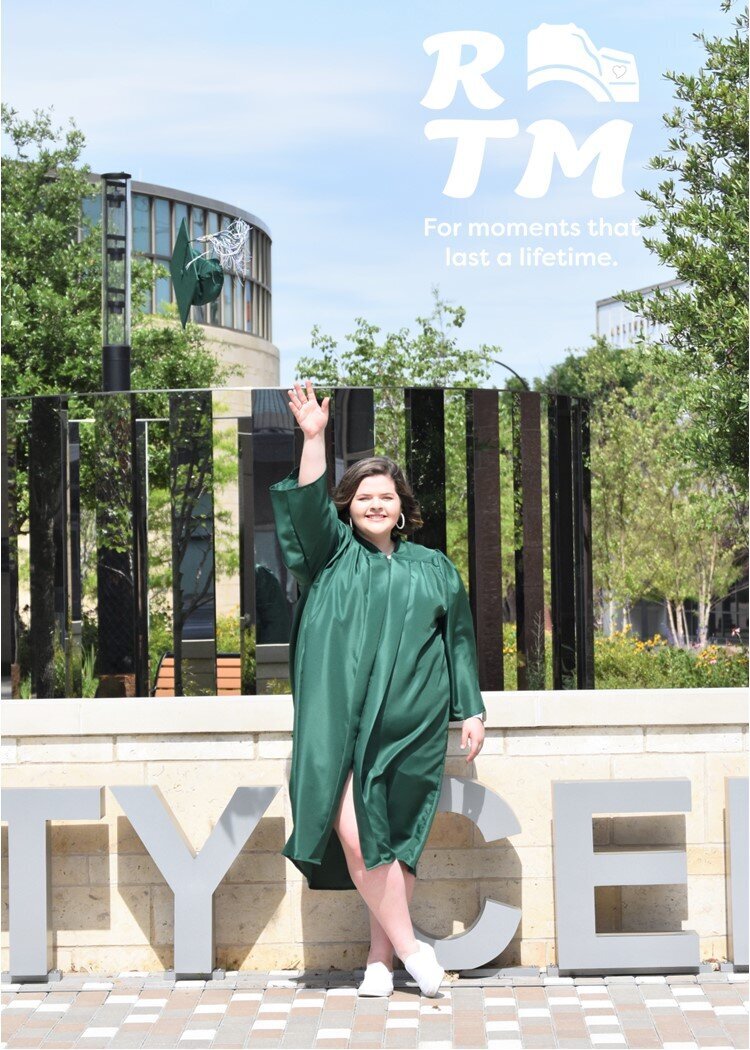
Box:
[270,380,486,999]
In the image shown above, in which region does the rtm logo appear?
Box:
[421,25,639,199]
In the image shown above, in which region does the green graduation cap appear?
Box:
[170,218,224,327]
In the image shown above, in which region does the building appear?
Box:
[596,277,688,348]
[83,178,279,392]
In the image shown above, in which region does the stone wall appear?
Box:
[1,689,747,973]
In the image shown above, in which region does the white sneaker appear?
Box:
[357,960,393,997]
[403,941,445,998]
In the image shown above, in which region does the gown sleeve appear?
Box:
[269,466,348,589]
[439,554,488,723]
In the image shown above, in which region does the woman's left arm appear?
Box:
[440,555,487,761]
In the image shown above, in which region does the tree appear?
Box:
[615,2,749,496]
[538,338,745,644]
[296,287,494,455]
[1,104,236,397]
[295,289,514,580]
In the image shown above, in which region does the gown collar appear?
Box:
[352,531,404,558]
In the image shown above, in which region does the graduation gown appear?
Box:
[269,466,486,890]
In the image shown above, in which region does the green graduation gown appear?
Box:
[269,466,487,890]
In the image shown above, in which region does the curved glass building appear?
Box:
[84,178,279,387]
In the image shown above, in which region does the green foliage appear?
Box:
[593,627,748,689]
[535,337,645,400]
[614,2,749,494]
[131,306,237,394]
[499,624,748,689]
[1,105,100,395]
[1,104,237,397]
[537,337,744,644]
[215,611,241,653]
[296,288,517,578]
[148,610,173,691]
[16,623,99,698]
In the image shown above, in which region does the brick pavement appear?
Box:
[1,971,747,1050]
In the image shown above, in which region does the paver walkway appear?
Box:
[1,970,748,1050]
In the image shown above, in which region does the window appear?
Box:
[244,281,252,333]
[234,279,243,329]
[192,208,205,241]
[173,202,189,241]
[223,277,233,327]
[132,194,151,253]
[81,195,102,237]
[154,199,170,256]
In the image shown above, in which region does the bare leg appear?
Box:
[333,770,419,963]
[367,862,416,967]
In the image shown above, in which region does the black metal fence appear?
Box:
[0,386,593,698]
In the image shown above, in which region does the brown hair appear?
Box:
[332,456,423,539]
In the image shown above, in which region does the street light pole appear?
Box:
[101,172,132,391]
[96,173,136,696]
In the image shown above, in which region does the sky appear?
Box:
[1,0,732,388]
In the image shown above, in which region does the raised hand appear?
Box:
[287,380,330,439]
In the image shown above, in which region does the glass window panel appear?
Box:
[223,278,232,327]
[155,275,171,312]
[154,198,170,256]
[220,214,230,231]
[210,297,220,325]
[244,227,252,276]
[233,279,242,329]
[207,211,219,236]
[244,281,252,333]
[192,302,206,324]
[81,195,102,238]
[192,207,205,241]
[132,194,151,253]
[173,202,188,240]
[248,230,255,280]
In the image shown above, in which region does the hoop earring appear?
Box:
[397,512,405,531]
[346,517,353,530]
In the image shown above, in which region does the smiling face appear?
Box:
[348,473,402,545]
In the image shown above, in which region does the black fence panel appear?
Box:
[2,386,593,698]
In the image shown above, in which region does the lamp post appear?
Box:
[96,173,136,695]
[101,172,132,391]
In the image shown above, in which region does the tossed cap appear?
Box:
[169,219,224,327]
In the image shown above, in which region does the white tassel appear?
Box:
[187,218,252,281]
